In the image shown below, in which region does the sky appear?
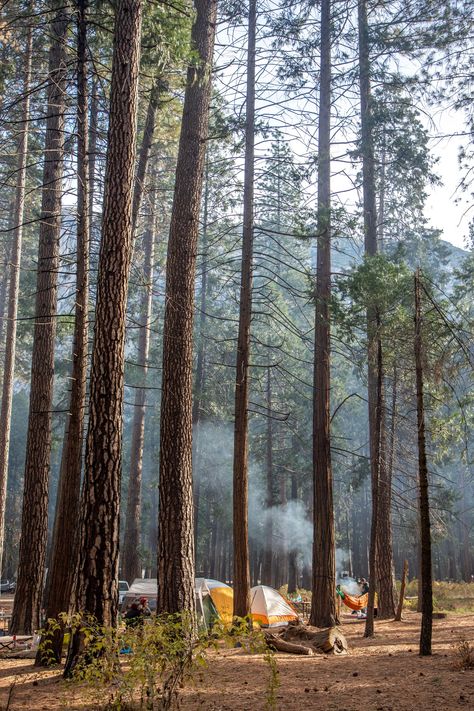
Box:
[215,13,474,257]
[62,8,474,256]
[425,128,472,251]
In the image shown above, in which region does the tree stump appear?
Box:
[264,621,348,655]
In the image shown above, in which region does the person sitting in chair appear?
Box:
[124,597,151,628]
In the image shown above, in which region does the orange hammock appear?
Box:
[339,591,377,611]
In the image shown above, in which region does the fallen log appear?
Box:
[263,622,348,656]
[1,649,37,659]
[264,632,315,656]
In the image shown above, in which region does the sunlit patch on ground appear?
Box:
[0,612,472,710]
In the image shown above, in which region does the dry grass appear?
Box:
[452,639,474,671]
[401,580,474,613]
[283,580,474,614]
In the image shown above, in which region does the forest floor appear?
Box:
[0,611,472,710]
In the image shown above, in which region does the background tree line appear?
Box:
[0,0,472,662]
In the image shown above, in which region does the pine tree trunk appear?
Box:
[10,3,69,636]
[262,365,274,585]
[88,77,98,224]
[310,0,337,629]
[38,0,90,663]
[375,384,396,618]
[193,157,210,570]
[376,366,398,618]
[364,336,382,638]
[122,200,156,583]
[459,470,472,581]
[414,269,432,656]
[387,365,397,485]
[0,216,13,353]
[233,0,256,620]
[377,135,386,247]
[251,545,260,586]
[209,517,218,579]
[115,66,162,586]
[220,531,229,583]
[65,0,143,670]
[131,82,162,232]
[358,0,396,632]
[227,531,232,583]
[351,490,362,576]
[276,473,288,588]
[358,0,377,260]
[345,506,353,577]
[0,18,33,582]
[395,559,408,621]
[363,482,370,577]
[288,473,299,594]
[417,542,422,612]
[156,0,218,615]
[148,481,158,577]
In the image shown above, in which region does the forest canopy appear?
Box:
[0,0,472,695]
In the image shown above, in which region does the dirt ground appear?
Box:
[0,611,472,710]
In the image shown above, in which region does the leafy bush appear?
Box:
[39,613,279,711]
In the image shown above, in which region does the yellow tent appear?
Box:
[209,585,233,625]
[195,578,233,628]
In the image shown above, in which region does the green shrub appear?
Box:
[39,613,279,711]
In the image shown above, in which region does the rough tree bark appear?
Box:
[88,76,98,224]
[357,0,377,251]
[37,0,90,665]
[233,0,256,622]
[64,0,143,674]
[310,0,337,629]
[358,0,395,631]
[193,156,210,569]
[119,77,164,585]
[0,16,33,581]
[148,480,158,578]
[374,144,396,618]
[10,2,69,636]
[287,473,299,594]
[414,269,432,656]
[98,70,162,586]
[0,220,13,353]
[375,379,396,618]
[364,336,382,638]
[262,364,274,585]
[131,81,163,232]
[275,466,288,589]
[375,364,398,617]
[395,559,408,621]
[156,0,218,615]
[209,517,218,579]
[459,469,472,581]
[121,197,156,583]
[386,365,397,486]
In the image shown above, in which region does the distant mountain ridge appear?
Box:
[329,237,469,275]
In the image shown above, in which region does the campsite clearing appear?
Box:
[0,611,472,710]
